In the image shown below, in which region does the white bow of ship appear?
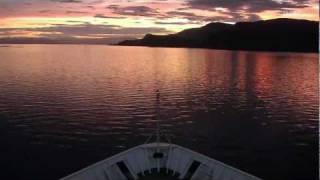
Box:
[60,90,262,180]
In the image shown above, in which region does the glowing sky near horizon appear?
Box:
[0,0,318,43]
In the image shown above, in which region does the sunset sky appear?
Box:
[0,0,318,43]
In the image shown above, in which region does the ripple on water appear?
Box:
[0,45,317,180]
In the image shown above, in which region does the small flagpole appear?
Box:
[156,89,160,144]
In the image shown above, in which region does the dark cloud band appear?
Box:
[186,0,310,12]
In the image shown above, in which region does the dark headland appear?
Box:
[118,18,319,52]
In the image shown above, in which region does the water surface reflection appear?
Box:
[0,45,317,180]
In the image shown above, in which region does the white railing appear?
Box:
[60,143,262,180]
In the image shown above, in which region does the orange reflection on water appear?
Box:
[0,45,317,122]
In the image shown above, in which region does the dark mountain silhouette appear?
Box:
[118,18,319,52]
[0,37,135,45]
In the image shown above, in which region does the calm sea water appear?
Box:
[0,45,318,180]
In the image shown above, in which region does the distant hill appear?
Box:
[0,37,135,45]
[118,18,319,52]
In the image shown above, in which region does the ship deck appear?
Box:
[138,172,178,180]
[138,169,179,180]
[60,143,261,180]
